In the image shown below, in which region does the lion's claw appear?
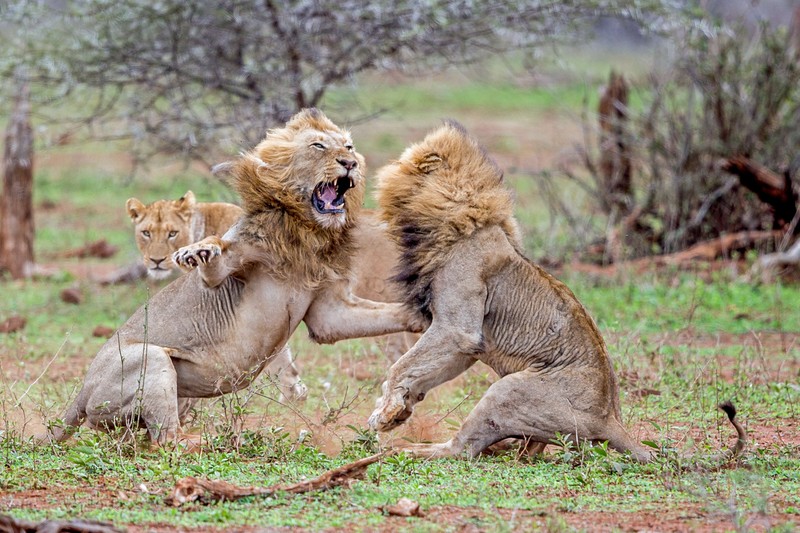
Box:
[173,242,222,271]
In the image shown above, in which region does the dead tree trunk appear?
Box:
[720,156,798,230]
[598,71,632,217]
[0,82,35,279]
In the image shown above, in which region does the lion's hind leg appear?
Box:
[265,345,308,402]
[82,343,182,446]
[404,369,651,461]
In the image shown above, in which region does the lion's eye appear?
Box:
[168,231,178,238]
[311,142,326,150]
[142,230,151,238]
[345,144,354,152]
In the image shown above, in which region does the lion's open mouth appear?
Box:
[312,176,354,214]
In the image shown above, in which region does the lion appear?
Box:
[126,190,243,281]
[367,121,746,463]
[127,191,411,361]
[43,108,423,445]
[125,191,306,402]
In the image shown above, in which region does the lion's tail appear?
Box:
[717,400,747,461]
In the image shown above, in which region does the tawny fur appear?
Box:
[369,121,745,464]
[126,190,243,280]
[42,109,422,446]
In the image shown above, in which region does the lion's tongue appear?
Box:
[319,184,337,204]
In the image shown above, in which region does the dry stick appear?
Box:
[165,451,394,507]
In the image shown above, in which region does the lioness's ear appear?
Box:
[175,190,196,220]
[178,190,196,208]
[126,198,145,222]
[415,153,443,174]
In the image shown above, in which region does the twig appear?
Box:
[14,330,71,408]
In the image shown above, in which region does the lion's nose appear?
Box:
[150,257,166,267]
[337,158,357,171]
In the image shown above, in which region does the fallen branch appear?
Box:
[721,156,798,227]
[752,238,800,281]
[0,514,123,533]
[654,230,782,264]
[166,451,392,507]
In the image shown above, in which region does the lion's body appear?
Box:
[369,122,744,462]
[125,191,305,402]
[47,109,421,445]
[126,191,243,280]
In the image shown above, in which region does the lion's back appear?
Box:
[482,256,609,375]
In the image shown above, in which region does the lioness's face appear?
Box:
[127,195,194,280]
[293,128,366,229]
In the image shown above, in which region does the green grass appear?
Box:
[569,273,800,334]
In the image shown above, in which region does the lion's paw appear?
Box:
[172,242,221,271]
[368,391,411,432]
[280,380,308,403]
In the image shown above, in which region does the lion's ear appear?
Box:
[126,198,145,222]
[178,190,196,208]
[175,190,196,220]
[415,153,443,174]
[286,108,323,131]
[211,161,235,179]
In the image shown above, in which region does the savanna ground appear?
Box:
[1,47,799,532]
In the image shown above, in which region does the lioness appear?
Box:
[125,191,306,402]
[126,190,243,281]
[368,122,745,462]
[44,109,422,445]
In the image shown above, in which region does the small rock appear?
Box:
[61,288,83,304]
[386,497,422,517]
[0,315,26,334]
[92,325,115,338]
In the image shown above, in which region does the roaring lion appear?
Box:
[44,109,422,445]
[126,190,243,281]
[125,190,306,402]
[368,122,745,462]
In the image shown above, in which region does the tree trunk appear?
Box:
[1,82,35,279]
[598,70,632,217]
[720,156,798,230]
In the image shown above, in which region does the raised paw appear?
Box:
[172,242,222,271]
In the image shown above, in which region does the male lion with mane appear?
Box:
[44,109,422,445]
[368,121,745,463]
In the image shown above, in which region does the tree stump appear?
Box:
[0,81,35,279]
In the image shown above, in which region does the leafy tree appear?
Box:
[1,0,674,166]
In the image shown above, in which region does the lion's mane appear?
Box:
[375,120,523,320]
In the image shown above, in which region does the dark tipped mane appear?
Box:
[376,122,522,320]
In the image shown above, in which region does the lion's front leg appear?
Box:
[368,328,479,432]
[304,281,426,344]
[172,236,235,287]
